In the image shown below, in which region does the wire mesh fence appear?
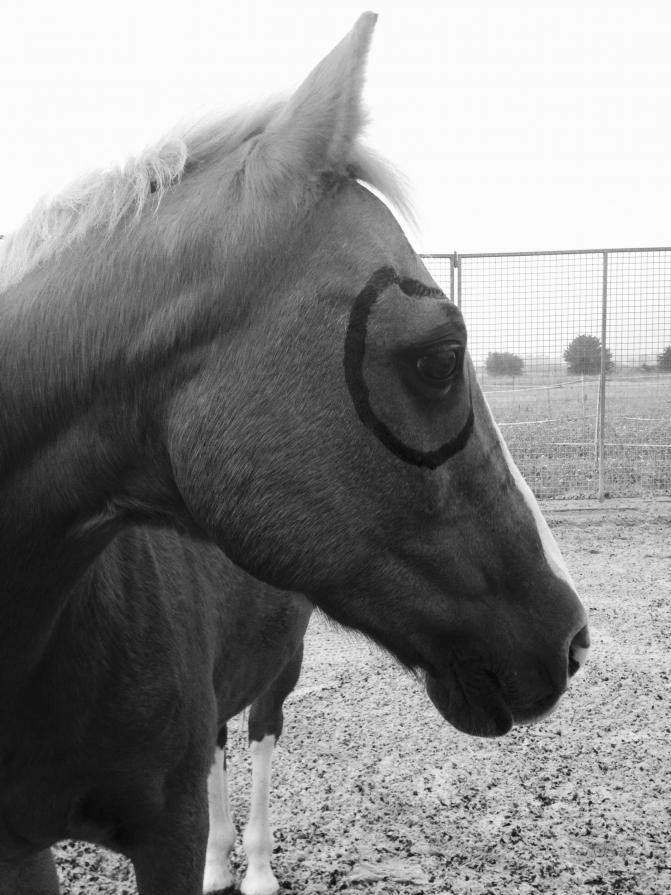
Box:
[421,249,671,499]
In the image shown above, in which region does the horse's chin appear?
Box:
[425,673,514,738]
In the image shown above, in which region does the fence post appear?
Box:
[597,251,608,501]
[451,251,460,307]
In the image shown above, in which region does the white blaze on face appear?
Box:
[484,397,577,591]
[203,747,236,893]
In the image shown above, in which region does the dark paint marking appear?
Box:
[344,266,474,469]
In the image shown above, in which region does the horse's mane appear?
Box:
[0,101,412,293]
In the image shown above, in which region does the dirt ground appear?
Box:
[54,500,671,894]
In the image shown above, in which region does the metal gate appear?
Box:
[421,249,671,500]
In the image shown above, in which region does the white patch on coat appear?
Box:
[484,397,577,591]
[203,747,236,893]
[240,734,279,895]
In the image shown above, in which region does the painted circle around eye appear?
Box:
[343,267,474,469]
[416,348,458,384]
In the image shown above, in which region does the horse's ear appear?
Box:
[256,12,377,181]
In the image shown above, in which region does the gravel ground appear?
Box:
[54,499,671,894]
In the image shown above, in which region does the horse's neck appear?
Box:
[0,258,199,654]
[0,178,285,647]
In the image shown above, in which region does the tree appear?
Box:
[657,346,671,371]
[485,352,524,377]
[563,334,613,374]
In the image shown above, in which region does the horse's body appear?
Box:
[0,526,310,895]
[0,12,590,895]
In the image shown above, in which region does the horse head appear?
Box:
[164,13,589,737]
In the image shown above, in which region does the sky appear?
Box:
[2,0,671,254]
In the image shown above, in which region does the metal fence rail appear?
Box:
[421,249,671,500]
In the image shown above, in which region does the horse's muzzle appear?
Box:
[425,623,590,738]
[568,625,590,677]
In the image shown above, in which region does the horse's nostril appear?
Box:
[568,625,590,677]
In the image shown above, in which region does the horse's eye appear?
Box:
[416,348,458,385]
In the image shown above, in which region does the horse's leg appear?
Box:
[240,643,304,895]
[131,768,209,895]
[203,725,237,894]
[0,850,60,895]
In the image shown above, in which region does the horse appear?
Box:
[0,11,590,895]
[0,526,311,895]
